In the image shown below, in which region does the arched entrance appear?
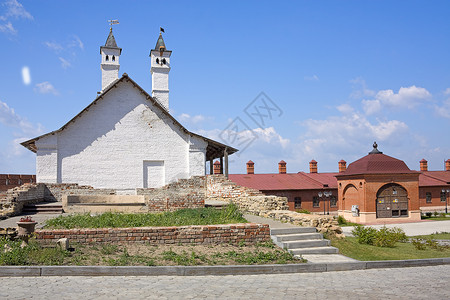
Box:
[376,184,408,218]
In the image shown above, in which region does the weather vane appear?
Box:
[108,19,119,29]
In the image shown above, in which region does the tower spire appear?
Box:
[150,28,172,111]
[100,23,122,92]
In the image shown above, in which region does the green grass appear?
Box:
[421,212,450,221]
[410,232,450,240]
[44,204,247,229]
[330,236,450,261]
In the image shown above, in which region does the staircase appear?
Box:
[22,202,63,214]
[271,227,338,256]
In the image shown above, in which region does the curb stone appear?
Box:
[0,257,449,277]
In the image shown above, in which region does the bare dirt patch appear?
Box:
[63,241,304,266]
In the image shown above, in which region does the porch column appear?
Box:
[209,159,213,175]
[220,157,224,174]
[224,148,229,178]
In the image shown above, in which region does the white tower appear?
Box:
[150,33,172,111]
[100,28,122,92]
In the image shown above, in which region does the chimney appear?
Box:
[420,159,428,171]
[446,159,450,171]
[246,160,254,174]
[278,160,286,174]
[338,160,347,173]
[213,161,221,175]
[309,160,318,173]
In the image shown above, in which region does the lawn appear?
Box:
[330,236,450,261]
[44,204,247,229]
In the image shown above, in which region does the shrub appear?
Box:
[337,215,347,225]
[352,226,407,247]
[352,225,377,245]
[373,227,399,247]
[296,209,310,214]
[411,238,427,250]
[425,212,432,217]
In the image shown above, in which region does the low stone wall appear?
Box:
[63,195,147,214]
[137,176,206,212]
[35,223,270,245]
[43,183,116,202]
[264,210,344,237]
[0,174,36,192]
[207,175,263,199]
[0,183,45,218]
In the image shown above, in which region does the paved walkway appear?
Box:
[0,265,448,299]
[0,213,64,229]
[342,220,450,237]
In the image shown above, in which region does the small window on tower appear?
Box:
[156,58,159,64]
[112,55,115,61]
[162,58,166,64]
[105,55,109,61]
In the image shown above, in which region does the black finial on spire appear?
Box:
[369,141,383,154]
[160,27,165,33]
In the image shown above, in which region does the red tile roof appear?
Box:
[420,171,450,187]
[337,153,418,176]
[229,172,338,191]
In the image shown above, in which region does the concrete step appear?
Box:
[283,239,330,249]
[290,246,339,255]
[276,233,323,242]
[22,203,63,214]
[270,227,317,235]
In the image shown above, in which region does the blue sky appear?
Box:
[1,0,449,175]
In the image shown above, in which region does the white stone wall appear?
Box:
[101,48,120,91]
[35,80,206,189]
[35,135,58,183]
[150,50,171,111]
[189,136,207,177]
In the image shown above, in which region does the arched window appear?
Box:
[112,55,115,61]
[106,55,109,61]
[156,58,159,64]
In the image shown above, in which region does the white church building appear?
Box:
[22,28,237,190]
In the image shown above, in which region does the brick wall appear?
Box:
[35,223,270,245]
[137,176,206,212]
[0,174,36,192]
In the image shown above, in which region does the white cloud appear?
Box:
[0,0,33,35]
[34,81,59,95]
[350,77,375,99]
[298,111,408,162]
[362,86,431,115]
[336,104,354,114]
[1,0,33,20]
[0,99,43,136]
[71,35,84,50]
[21,66,30,85]
[435,98,450,119]
[58,57,71,69]
[178,113,206,124]
[0,20,15,34]
[44,41,63,52]
[198,126,291,173]
[304,75,319,81]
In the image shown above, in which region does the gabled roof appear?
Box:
[21,73,237,161]
[420,171,450,187]
[229,172,338,191]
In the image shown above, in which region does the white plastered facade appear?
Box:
[34,80,207,189]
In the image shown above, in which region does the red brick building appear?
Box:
[0,174,36,193]
[229,143,450,223]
